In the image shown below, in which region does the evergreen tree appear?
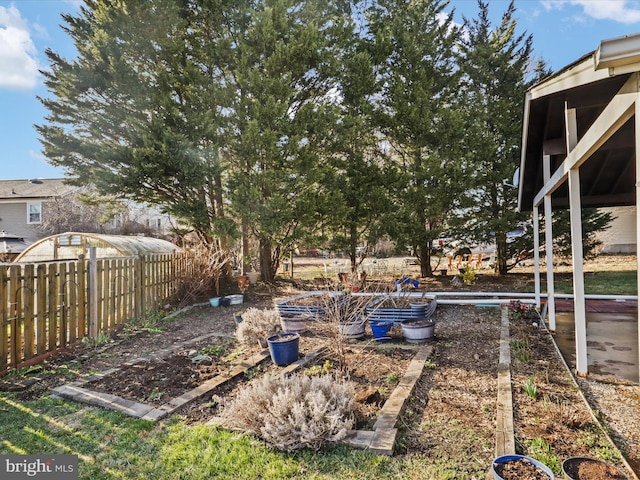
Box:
[37,0,231,247]
[367,0,465,277]
[456,0,536,274]
[221,0,354,282]
[319,26,397,272]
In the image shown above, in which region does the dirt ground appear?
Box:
[1,254,639,478]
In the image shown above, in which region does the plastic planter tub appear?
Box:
[369,320,394,342]
[266,332,300,366]
[561,457,626,480]
[492,454,554,480]
[401,319,435,343]
[228,294,244,305]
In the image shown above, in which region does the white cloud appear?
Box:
[541,0,640,24]
[0,4,39,90]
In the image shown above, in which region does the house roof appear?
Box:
[518,32,640,212]
[0,178,78,200]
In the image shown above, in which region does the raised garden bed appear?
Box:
[8,292,636,476]
[51,327,419,437]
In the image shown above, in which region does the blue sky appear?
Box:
[2,0,640,180]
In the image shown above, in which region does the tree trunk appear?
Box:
[241,218,250,275]
[259,238,278,284]
[496,233,508,275]
[418,243,434,277]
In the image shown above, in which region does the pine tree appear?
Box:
[367,0,466,277]
[36,0,237,255]
[456,0,536,274]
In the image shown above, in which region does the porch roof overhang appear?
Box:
[518,32,640,212]
[518,32,640,382]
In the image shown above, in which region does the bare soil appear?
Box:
[2,256,638,478]
[494,458,551,480]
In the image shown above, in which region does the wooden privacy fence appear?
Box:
[0,250,191,375]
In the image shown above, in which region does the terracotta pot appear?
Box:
[246,272,260,284]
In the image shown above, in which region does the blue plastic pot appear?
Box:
[492,455,554,480]
[369,320,394,342]
[209,297,220,307]
[267,333,300,366]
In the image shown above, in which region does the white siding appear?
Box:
[595,206,636,253]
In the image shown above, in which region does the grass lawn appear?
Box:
[1,255,635,479]
[0,394,467,480]
[549,270,637,295]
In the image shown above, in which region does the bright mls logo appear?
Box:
[1,455,78,479]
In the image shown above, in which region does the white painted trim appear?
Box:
[543,155,556,332]
[566,103,589,377]
[533,205,540,308]
[518,92,532,211]
[26,201,42,225]
[595,32,640,71]
[529,55,610,101]
[635,92,640,385]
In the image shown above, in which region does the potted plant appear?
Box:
[243,254,261,284]
[340,316,366,339]
[369,320,394,342]
[401,318,435,343]
[246,271,260,284]
[266,332,300,366]
[492,454,554,480]
[561,457,626,480]
[280,315,308,334]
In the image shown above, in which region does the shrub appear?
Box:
[460,267,477,285]
[216,373,355,452]
[235,307,280,347]
[507,300,539,319]
[173,240,228,307]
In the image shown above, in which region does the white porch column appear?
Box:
[566,106,589,377]
[543,155,556,331]
[533,205,541,308]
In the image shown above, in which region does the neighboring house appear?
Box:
[107,201,178,237]
[595,206,636,254]
[0,179,180,251]
[0,178,80,244]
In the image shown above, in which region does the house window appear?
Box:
[27,202,42,224]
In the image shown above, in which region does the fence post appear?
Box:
[89,247,98,338]
[77,254,86,338]
[0,266,8,372]
[134,255,145,319]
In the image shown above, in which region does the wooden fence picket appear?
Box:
[23,264,35,360]
[0,267,8,373]
[0,252,191,375]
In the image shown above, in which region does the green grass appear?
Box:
[526,437,561,475]
[0,393,486,480]
[545,270,636,295]
[510,339,531,363]
[522,377,538,399]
